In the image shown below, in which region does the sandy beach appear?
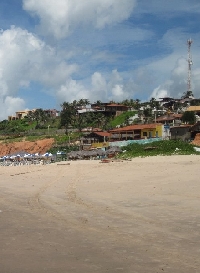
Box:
[0,155,200,273]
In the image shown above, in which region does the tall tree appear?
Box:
[25,108,47,128]
[34,109,47,127]
[60,102,77,131]
[78,99,90,106]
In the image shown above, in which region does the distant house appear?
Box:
[80,131,110,144]
[90,102,129,117]
[8,108,60,121]
[44,109,60,118]
[159,97,176,109]
[8,110,30,121]
[186,106,200,115]
[155,113,182,125]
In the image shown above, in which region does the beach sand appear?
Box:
[0,155,200,273]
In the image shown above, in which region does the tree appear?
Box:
[25,110,35,123]
[182,111,196,124]
[134,99,141,110]
[92,113,106,128]
[25,108,48,128]
[34,109,47,128]
[0,120,8,130]
[181,90,194,99]
[60,102,77,131]
[150,97,159,108]
[78,99,90,106]
[60,99,92,132]
[121,99,130,106]
[74,113,88,131]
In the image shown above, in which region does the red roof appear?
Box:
[93,131,111,137]
[106,104,128,107]
[110,123,163,132]
[92,128,102,132]
[156,114,182,122]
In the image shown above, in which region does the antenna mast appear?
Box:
[187,38,193,92]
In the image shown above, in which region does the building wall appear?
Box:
[141,124,163,138]
[170,127,191,141]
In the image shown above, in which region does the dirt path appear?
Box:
[0,156,200,272]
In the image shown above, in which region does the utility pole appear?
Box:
[187,38,193,93]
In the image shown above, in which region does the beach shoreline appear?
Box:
[0,155,200,272]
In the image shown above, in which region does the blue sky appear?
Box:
[0,0,200,120]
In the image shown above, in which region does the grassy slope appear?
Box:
[118,140,200,159]
[109,111,136,128]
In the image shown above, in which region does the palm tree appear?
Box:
[25,110,35,123]
[77,99,90,109]
[150,97,156,108]
[181,90,194,99]
[93,113,106,129]
[134,99,141,110]
[60,101,78,132]
[121,99,130,106]
[33,108,47,128]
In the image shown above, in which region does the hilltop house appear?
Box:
[155,113,183,125]
[8,110,30,121]
[8,108,59,121]
[90,102,129,117]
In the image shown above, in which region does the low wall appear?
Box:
[109,138,162,147]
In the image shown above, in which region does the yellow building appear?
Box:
[109,123,163,140]
[8,109,36,121]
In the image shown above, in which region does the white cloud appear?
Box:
[145,28,200,100]
[56,69,139,104]
[57,79,90,103]
[0,96,25,120]
[23,0,136,38]
[91,72,108,100]
[0,26,78,119]
[111,85,124,99]
[0,25,140,119]
[1,1,200,121]
[150,61,187,99]
[150,83,171,100]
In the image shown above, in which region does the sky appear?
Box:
[0,0,200,120]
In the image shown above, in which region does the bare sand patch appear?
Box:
[0,155,200,273]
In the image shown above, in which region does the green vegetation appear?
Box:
[0,95,198,152]
[182,111,196,124]
[60,100,111,131]
[108,111,136,128]
[118,140,200,159]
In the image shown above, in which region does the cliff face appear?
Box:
[192,133,200,146]
[0,138,55,156]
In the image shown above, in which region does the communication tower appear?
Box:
[187,38,193,92]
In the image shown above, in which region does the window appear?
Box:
[143,132,147,137]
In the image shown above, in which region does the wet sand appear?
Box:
[0,155,200,273]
